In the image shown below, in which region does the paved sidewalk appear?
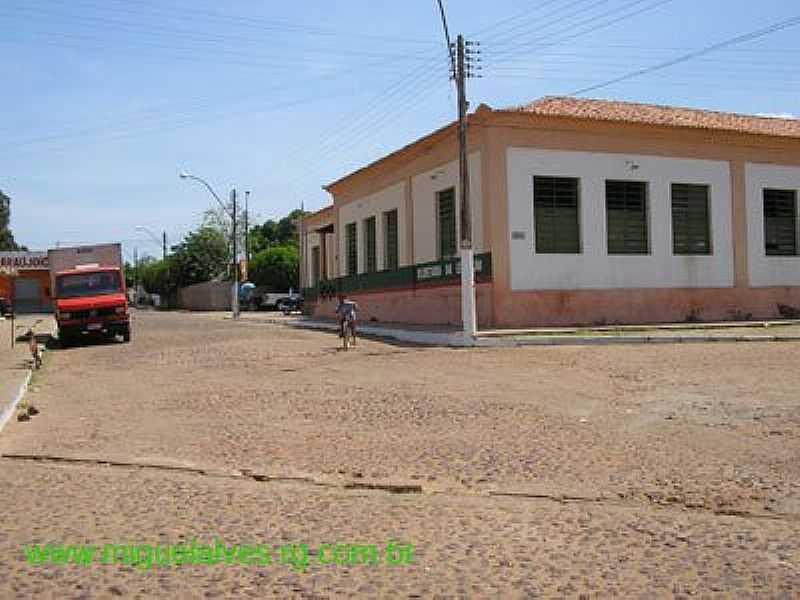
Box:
[0,315,55,433]
[229,311,800,347]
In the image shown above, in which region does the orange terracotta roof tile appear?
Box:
[504,96,800,139]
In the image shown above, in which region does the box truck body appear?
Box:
[48,243,131,345]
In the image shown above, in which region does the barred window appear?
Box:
[764,188,797,256]
[606,180,649,255]
[672,183,711,255]
[345,222,357,275]
[383,209,399,271]
[437,188,457,259]
[363,216,377,273]
[533,176,580,254]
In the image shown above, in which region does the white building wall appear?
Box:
[337,182,407,274]
[746,163,800,287]
[411,152,484,264]
[507,148,734,291]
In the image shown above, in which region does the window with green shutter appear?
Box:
[311,246,321,284]
[764,189,797,256]
[364,216,377,273]
[606,180,649,255]
[383,209,399,271]
[533,176,581,254]
[437,187,457,258]
[672,183,711,255]
[345,222,357,275]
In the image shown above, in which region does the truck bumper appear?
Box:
[59,319,130,339]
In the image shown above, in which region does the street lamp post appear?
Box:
[179,171,240,319]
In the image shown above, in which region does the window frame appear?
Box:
[763,188,798,257]
[436,187,457,259]
[532,175,582,255]
[345,222,358,276]
[383,208,399,271]
[311,245,321,284]
[363,216,377,273]
[671,183,713,256]
[605,179,650,256]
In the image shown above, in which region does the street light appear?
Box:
[179,170,240,319]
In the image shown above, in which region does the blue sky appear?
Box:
[2,0,798,258]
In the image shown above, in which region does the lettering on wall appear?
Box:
[0,253,49,271]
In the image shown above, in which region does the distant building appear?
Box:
[301,96,800,328]
[0,251,51,313]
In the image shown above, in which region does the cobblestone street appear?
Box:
[1,310,799,597]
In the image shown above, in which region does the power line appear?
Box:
[570,14,800,95]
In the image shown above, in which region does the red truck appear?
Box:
[48,243,131,346]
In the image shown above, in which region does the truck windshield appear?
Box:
[56,272,121,298]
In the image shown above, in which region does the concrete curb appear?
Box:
[0,370,33,434]
[234,315,800,348]
[473,334,800,347]
[288,319,473,347]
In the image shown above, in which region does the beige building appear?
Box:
[301,96,800,328]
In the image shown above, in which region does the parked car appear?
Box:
[276,296,303,315]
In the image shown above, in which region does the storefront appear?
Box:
[0,252,51,313]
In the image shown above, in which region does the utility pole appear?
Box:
[453,34,481,338]
[162,231,167,261]
[436,1,481,338]
[244,190,250,268]
[231,189,240,319]
[133,246,138,307]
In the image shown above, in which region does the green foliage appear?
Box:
[139,258,174,296]
[249,244,299,291]
[171,226,230,287]
[0,189,25,251]
[249,209,307,255]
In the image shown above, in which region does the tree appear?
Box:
[249,244,299,291]
[171,226,229,287]
[0,190,25,251]
[249,208,308,255]
[139,257,174,296]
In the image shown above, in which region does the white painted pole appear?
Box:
[460,248,476,337]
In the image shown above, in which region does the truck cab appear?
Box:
[53,264,130,346]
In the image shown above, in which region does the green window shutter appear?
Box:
[383,209,399,271]
[672,183,711,255]
[345,222,358,275]
[533,176,580,254]
[311,246,321,284]
[764,189,797,256]
[606,180,649,255]
[437,188,457,258]
[364,216,377,273]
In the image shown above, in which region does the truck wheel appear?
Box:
[122,326,131,343]
[59,334,72,349]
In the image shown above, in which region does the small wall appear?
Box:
[177,281,232,311]
[312,282,494,328]
[494,287,800,328]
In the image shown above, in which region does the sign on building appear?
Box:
[0,252,49,271]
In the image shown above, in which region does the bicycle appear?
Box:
[341,317,356,351]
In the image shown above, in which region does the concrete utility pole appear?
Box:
[231,189,240,319]
[454,33,476,338]
[436,1,480,338]
[133,246,139,307]
[244,190,250,268]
